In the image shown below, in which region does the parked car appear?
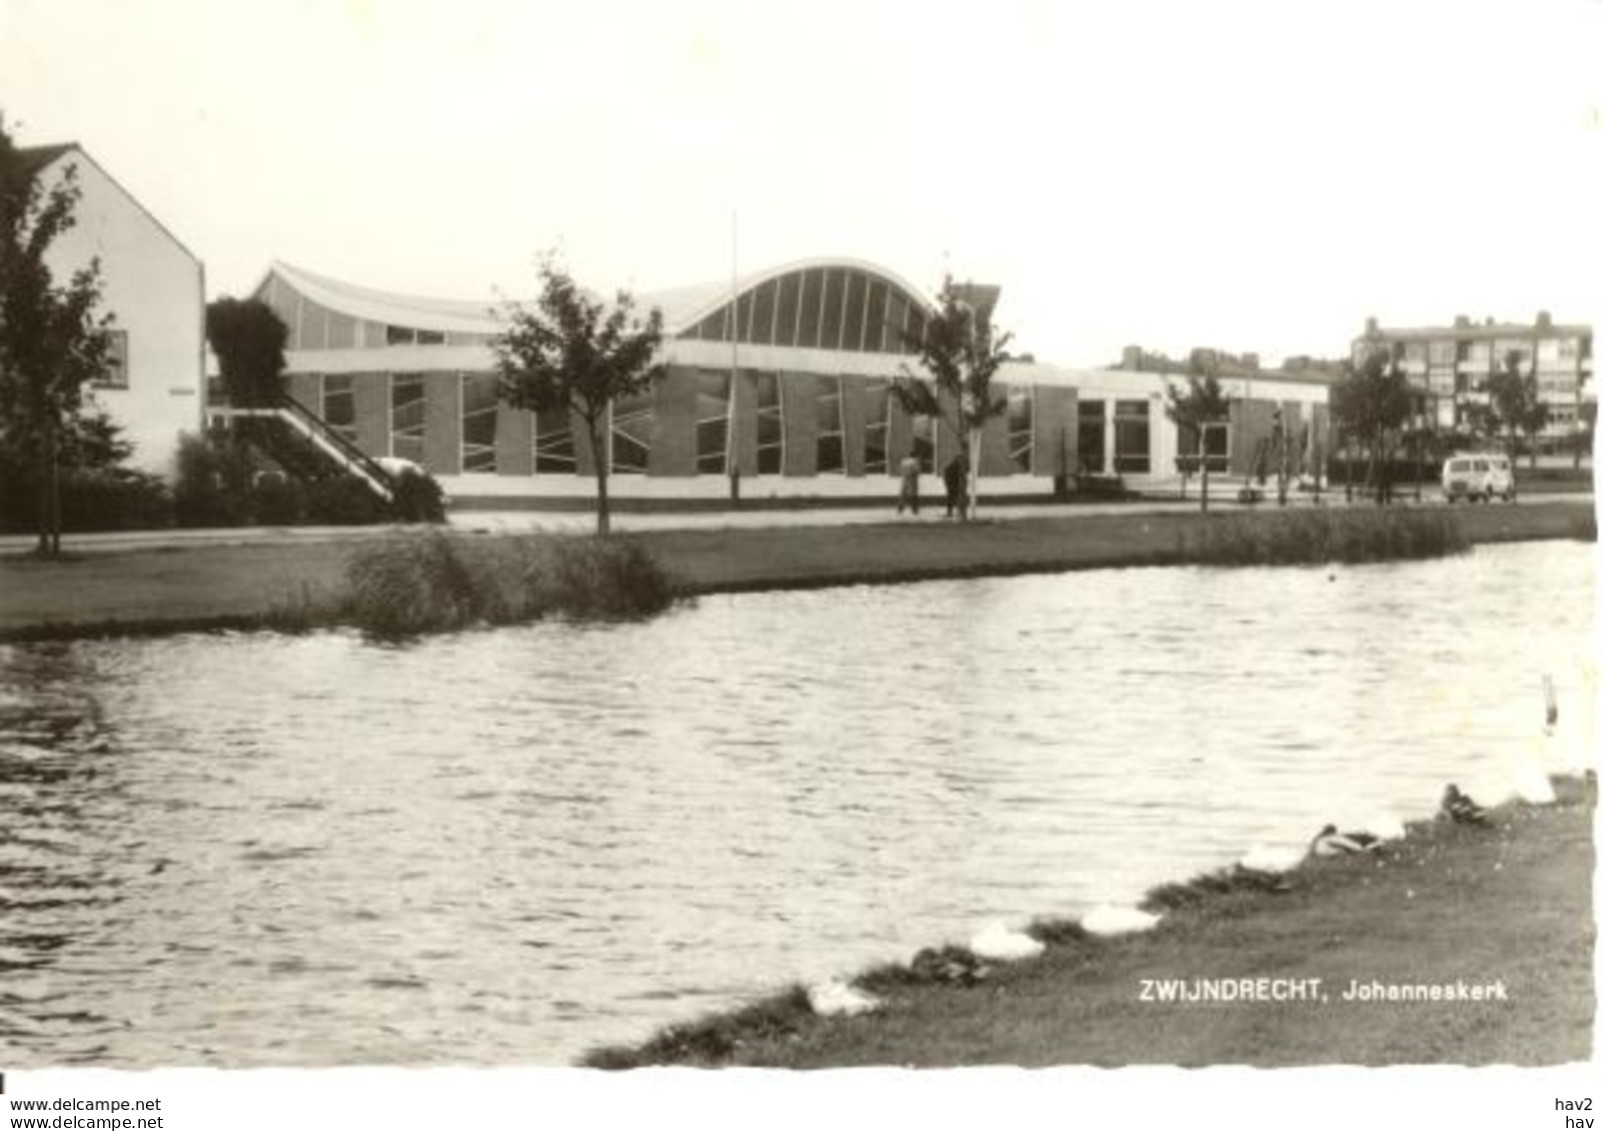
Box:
[1441,453,1515,503]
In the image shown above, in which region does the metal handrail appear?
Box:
[274,390,398,494]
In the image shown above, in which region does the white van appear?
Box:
[1441,453,1515,503]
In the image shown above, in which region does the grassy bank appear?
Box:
[1183,507,1470,565]
[0,499,1593,642]
[585,775,1595,1068]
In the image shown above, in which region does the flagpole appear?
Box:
[728,207,739,497]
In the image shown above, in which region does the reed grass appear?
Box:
[1183,507,1470,566]
[328,532,678,638]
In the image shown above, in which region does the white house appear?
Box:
[21,143,204,476]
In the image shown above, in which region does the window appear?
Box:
[1201,421,1230,473]
[461,373,498,473]
[862,282,888,354]
[1006,386,1032,473]
[774,272,801,347]
[816,376,845,473]
[323,375,357,445]
[695,370,731,474]
[391,374,426,464]
[749,280,777,346]
[862,378,891,474]
[611,389,653,474]
[839,273,866,351]
[1113,399,1150,474]
[881,291,910,354]
[796,269,826,348]
[534,408,576,474]
[819,269,845,350]
[756,372,783,475]
[386,325,444,346]
[1078,400,1106,474]
[96,330,129,389]
[1427,339,1456,367]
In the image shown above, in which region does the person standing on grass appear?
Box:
[897,453,922,515]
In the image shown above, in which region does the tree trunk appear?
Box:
[36,419,61,558]
[965,427,981,521]
[587,413,610,537]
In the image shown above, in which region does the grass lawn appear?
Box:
[586,776,1595,1068]
[0,499,1593,641]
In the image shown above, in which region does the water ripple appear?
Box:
[0,541,1593,1066]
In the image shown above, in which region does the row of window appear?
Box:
[320,373,1185,478]
[1390,336,1591,367]
[1078,400,1153,475]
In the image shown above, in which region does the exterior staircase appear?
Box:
[209,391,396,502]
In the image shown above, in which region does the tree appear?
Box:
[890,276,1012,521]
[0,116,115,556]
[1328,346,1411,505]
[1484,350,1550,469]
[492,256,665,535]
[1164,360,1229,512]
[206,297,288,407]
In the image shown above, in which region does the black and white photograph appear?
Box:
[0,1,1597,1127]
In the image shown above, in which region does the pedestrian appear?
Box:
[897,453,921,515]
[943,453,967,518]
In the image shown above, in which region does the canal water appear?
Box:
[0,541,1594,1066]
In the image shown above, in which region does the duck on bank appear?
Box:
[584,772,1591,1069]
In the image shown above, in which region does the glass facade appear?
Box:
[390,373,426,464]
[461,373,498,473]
[816,376,845,474]
[1078,400,1106,474]
[611,390,653,474]
[755,372,783,475]
[323,375,357,445]
[1006,386,1032,473]
[534,408,576,474]
[862,378,891,474]
[679,267,927,355]
[696,371,731,474]
[1114,400,1150,474]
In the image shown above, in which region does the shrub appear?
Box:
[249,476,306,526]
[336,533,677,638]
[342,534,496,637]
[0,466,174,533]
[541,537,676,619]
[1190,508,1468,566]
[305,476,390,526]
[172,432,255,528]
[388,468,446,524]
[64,468,173,531]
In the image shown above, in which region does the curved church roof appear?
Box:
[259,257,939,353]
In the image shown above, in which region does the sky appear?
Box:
[1,0,1599,367]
